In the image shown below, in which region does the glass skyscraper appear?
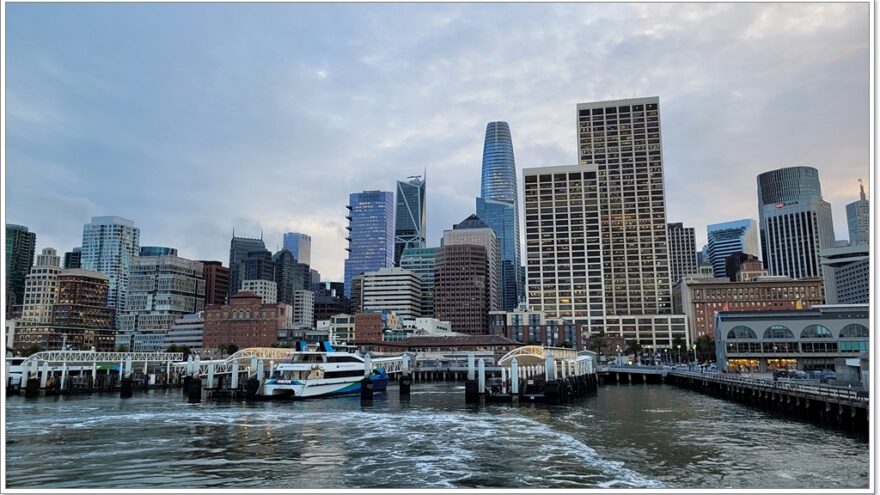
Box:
[846,181,869,245]
[394,176,426,266]
[706,219,760,278]
[477,121,522,309]
[343,190,394,299]
[282,232,311,265]
[228,234,266,298]
[399,246,437,317]
[80,216,140,325]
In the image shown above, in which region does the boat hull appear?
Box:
[263,373,388,399]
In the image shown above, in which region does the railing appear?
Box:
[670,370,869,402]
[20,351,184,367]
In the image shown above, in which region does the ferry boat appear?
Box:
[262,341,390,399]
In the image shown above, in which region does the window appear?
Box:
[763,325,794,339]
[840,323,869,338]
[727,325,757,339]
[801,324,832,339]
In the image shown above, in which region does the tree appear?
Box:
[695,335,716,362]
[625,339,642,356]
[588,329,608,353]
[23,343,43,357]
[166,344,191,360]
[116,344,130,352]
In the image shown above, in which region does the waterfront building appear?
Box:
[119,255,205,350]
[241,279,278,304]
[488,309,586,350]
[354,312,384,341]
[820,243,870,304]
[202,292,292,351]
[165,312,205,352]
[228,234,266,299]
[724,253,764,282]
[343,190,395,299]
[139,246,177,257]
[20,248,62,325]
[394,176,427,266]
[667,223,698,284]
[757,166,835,282]
[14,269,116,351]
[329,314,356,345]
[293,289,314,328]
[199,261,229,306]
[80,216,140,322]
[354,334,519,355]
[846,181,869,245]
[399,247,437,317]
[350,274,364,314]
[674,276,823,339]
[706,219,760,278]
[6,224,37,315]
[63,248,82,269]
[715,304,868,375]
[442,214,501,311]
[361,267,422,320]
[434,244,490,335]
[523,98,687,350]
[282,232,312,265]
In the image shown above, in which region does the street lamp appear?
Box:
[692,344,697,364]
[677,344,682,364]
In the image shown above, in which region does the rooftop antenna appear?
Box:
[260,229,263,240]
[858,178,866,201]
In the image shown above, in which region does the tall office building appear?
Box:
[846,180,869,245]
[399,247,437,317]
[820,243,869,304]
[200,261,230,305]
[118,255,205,337]
[292,289,314,328]
[21,248,62,324]
[478,121,522,310]
[442,214,501,311]
[522,97,687,349]
[282,232,311,265]
[667,223,697,284]
[228,234,267,298]
[343,191,394,298]
[706,219,760,278]
[757,166,835,281]
[5,224,37,312]
[273,249,310,305]
[434,244,490,334]
[63,247,82,269]
[361,267,423,320]
[80,216,140,323]
[394,176,427,266]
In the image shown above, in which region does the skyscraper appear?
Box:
[282,232,312,265]
[199,261,230,305]
[667,223,697,285]
[80,216,140,323]
[522,97,688,349]
[343,190,394,298]
[399,247,437,317]
[846,180,869,245]
[757,166,835,281]
[63,248,82,269]
[361,267,423,320]
[21,248,62,324]
[706,219,760,278]
[434,244,490,334]
[394,176,427,266]
[272,249,310,305]
[228,234,266,299]
[5,224,37,313]
[442,214,501,311]
[478,121,522,309]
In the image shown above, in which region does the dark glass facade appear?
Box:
[5,224,37,313]
[343,191,394,298]
[394,177,426,266]
[228,236,266,298]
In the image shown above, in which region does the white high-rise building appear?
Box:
[21,247,62,324]
[293,289,314,328]
[523,97,688,348]
[441,215,501,311]
[667,223,697,285]
[241,279,278,304]
[80,216,140,324]
[361,267,422,320]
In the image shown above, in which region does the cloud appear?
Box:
[4,3,869,280]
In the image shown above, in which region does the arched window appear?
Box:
[801,324,832,339]
[763,325,794,339]
[839,324,869,338]
[727,325,757,339]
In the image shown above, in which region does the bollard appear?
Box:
[400,373,411,398]
[25,378,41,398]
[60,363,68,394]
[360,376,374,404]
[467,353,475,381]
[40,362,50,389]
[478,359,486,394]
[207,362,215,390]
[120,377,133,398]
[183,376,192,396]
[464,380,479,404]
[245,378,260,401]
[188,378,202,403]
[545,354,554,381]
[501,367,508,395]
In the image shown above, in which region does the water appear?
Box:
[5,383,869,489]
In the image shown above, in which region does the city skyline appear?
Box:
[5,3,870,283]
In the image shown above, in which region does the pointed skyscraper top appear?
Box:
[859,178,866,201]
[453,214,490,230]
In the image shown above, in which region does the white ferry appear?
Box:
[262,342,390,399]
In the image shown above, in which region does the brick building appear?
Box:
[434,244,490,334]
[200,260,230,305]
[202,292,292,351]
[354,312,383,342]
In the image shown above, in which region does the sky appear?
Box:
[5,3,870,282]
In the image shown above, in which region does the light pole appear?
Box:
[677,344,682,364]
[692,344,697,364]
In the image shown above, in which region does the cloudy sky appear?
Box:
[5,3,870,282]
